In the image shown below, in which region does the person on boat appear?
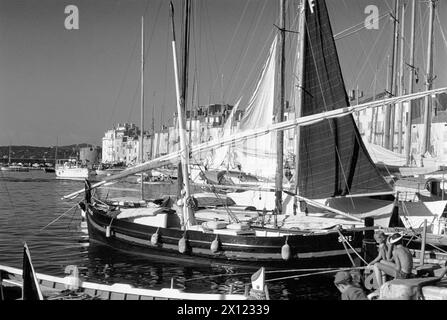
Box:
[373,233,413,287]
[333,271,368,300]
[367,231,389,266]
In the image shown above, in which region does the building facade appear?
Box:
[102,103,296,166]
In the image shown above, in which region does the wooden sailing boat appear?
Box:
[75,0,374,268]
[70,0,447,268]
[0,243,250,300]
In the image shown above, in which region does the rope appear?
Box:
[436,11,447,54]
[337,229,356,266]
[183,266,368,283]
[191,154,240,223]
[265,266,367,283]
[38,202,79,232]
[225,0,270,101]
[334,12,389,41]
[337,228,368,265]
[410,233,447,255]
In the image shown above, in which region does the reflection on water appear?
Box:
[0,170,340,300]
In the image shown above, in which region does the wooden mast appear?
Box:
[293,0,306,215]
[274,0,286,225]
[140,16,145,199]
[389,0,400,151]
[384,0,400,150]
[177,0,191,200]
[170,2,195,228]
[421,0,437,156]
[405,0,417,165]
[55,137,58,167]
[397,2,406,154]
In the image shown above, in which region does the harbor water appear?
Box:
[0,170,341,300]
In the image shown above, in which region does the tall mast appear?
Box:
[55,136,58,166]
[140,16,145,199]
[384,0,400,150]
[390,0,400,151]
[421,0,436,155]
[293,0,306,215]
[405,0,417,164]
[274,0,286,224]
[170,2,195,228]
[177,0,191,199]
[397,2,406,153]
[369,70,377,143]
[151,102,155,159]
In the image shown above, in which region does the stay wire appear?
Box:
[37,202,80,233]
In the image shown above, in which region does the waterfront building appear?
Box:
[102,103,296,166]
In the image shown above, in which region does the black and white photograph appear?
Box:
[1,0,447,305]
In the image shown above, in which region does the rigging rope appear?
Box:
[334,12,390,41]
[337,228,368,265]
[225,0,270,102]
[265,266,367,283]
[436,11,447,55]
[182,266,366,283]
[38,202,79,232]
[191,153,240,223]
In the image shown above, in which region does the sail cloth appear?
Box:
[297,0,391,198]
[22,243,44,300]
[207,98,241,170]
[208,36,278,179]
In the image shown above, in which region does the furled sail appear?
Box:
[297,0,392,198]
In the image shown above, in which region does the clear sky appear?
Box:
[0,0,446,147]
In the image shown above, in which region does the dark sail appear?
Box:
[298,0,391,198]
[22,243,43,300]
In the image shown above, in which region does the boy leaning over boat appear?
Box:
[333,271,368,300]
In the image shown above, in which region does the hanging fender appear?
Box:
[151,228,160,245]
[106,225,112,238]
[210,235,220,253]
[178,234,188,254]
[281,236,291,261]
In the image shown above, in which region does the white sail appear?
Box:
[208,36,278,179]
[206,97,241,170]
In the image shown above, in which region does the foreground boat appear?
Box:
[0,244,253,300]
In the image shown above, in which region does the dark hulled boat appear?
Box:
[80,195,365,268]
[75,0,396,269]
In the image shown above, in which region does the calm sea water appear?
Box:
[0,170,340,300]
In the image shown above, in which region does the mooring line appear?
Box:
[182,266,367,283]
[38,202,79,232]
[265,266,367,282]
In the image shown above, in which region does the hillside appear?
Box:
[0,144,98,163]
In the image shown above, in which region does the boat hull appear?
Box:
[0,264,246,300]
[0,166,30,172]
[84,202,366,269]
[56,167,95,180]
